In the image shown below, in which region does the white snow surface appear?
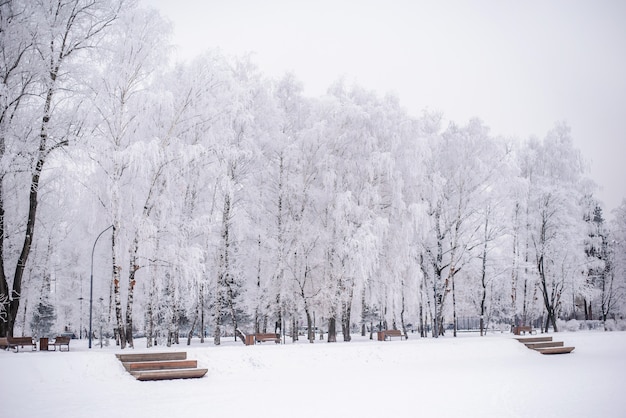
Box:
[1,331,625,418]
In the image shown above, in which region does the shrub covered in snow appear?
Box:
[604,319,626,331]
[556,319,607,331]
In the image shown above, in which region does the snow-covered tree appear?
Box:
[0,0,123,337]
[86,4,170,348]
[521,124,588,332]
[605,200,626,325]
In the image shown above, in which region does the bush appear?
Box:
[556,319,577,331]
[557,319,626,332]
[604,319,626,331]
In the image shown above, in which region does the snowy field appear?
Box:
[1,331,625,418]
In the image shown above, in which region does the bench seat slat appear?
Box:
[254,333,280,343]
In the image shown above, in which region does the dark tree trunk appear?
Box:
[305,309,314,343]
[360,289,367,337]
[112,222,126,349]
[187,310,198,346]
[2,86,54,337]
[400,287,408,339]
[342,303,352,342]
[452,274,457,337]
[291,316,298,342]
[0,181,8,337]
[327,317,337,342]
[200,284,205,343]
[480,213,489,336]
[340,282,354,342]
[124,246,139,349]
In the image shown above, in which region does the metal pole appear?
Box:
[89,225,113,349]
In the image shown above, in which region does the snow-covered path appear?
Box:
[1,331,624,418]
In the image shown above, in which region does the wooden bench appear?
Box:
[236,329,256,345]
[379,330,406,341]
[49,336,71,351]
[512,325,535,335]
[254,333,280,344]
[6,336,36,352]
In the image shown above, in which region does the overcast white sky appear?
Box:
[145,0,626,215]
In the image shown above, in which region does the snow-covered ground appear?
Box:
[1,331,625,418]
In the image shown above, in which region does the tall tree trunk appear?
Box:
[146,263,155,348]
[510,203,520,326]
[187,308,198,346]
[0,178,8,336]
[124,251,138,349]
[341,284,353,342]
[305,309,314,343]
[452,273,458,337]
[146,233,161,348]
[3,84,57,337]
[342,305,352,342]
[400,285,408,339]
[360,289,367,337]
[291,316,298,342]
[166,272,179,346]
[327,317,337,342]
[274,308,282,334]
[255,235,262,335]
[200,283,205,343]
[538,255,559,333]
[214,192,233,346]
[112,219,126,348]
[480,213,489,336]
[213,283,222,346]
[419,297,425,338]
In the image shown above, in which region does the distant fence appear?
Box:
[454,316,542,332]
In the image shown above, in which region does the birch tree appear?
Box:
[87,4,168,348]
[263,73,321,340]
[417,120,508,336]
[0,0,122,337]
[603,201,626,327]
[523,124,588,332]
[209,57,271,344]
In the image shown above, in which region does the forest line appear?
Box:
[1,0,625,346]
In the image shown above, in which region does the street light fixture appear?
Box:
[89,224,113,349]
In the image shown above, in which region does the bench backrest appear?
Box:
[54,336,71,344]
[385,330,402,336]
[7,336,34,344]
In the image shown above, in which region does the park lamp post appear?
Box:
[89,225,113,349]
